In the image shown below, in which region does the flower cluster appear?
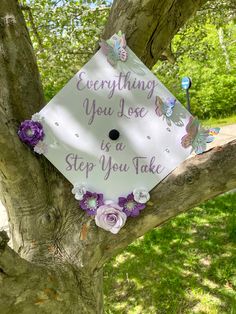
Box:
[18,115,151,235]
[72,184,150,234]
[18,115,48,154]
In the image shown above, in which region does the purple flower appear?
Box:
[18,120,44,147]
[95,204,127,234]
[79,191,104,216]
[118,193,145,217]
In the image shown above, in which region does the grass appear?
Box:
[104,192,236,314]
[201,114,236,127]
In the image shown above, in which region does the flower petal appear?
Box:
[95,204,127,233]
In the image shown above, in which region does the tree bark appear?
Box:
[218,27,231,71]
[103,0,208,68]
[1,0,235,314]
[0,231,103,314]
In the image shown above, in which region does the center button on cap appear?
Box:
[109,129,120,140]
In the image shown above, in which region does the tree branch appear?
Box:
[0,229,104,313]
[20,4,44,49]
[0,1,50,253]
[0,231,29,275]
[96,140,236,267]
[0,231,9,251]
[160,44,176,63]
[103,0,209,68]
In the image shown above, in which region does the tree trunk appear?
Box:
[103,0,208,68]
[0,1,235,314]
[218,27,231,71]
[0,231,103,314]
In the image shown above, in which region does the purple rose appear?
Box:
[118,193,145,217]
[79,191,104,216]
[95,204,127,234]
[18,120,44,147]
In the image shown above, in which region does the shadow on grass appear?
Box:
[104,193,236,314]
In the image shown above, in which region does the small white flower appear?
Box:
[133,189,150,204]
[33,141,48,154]
[31,113,44,122]
[72,184,86,201]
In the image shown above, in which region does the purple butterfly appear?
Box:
[181,116,220,154]
[100,33,128,67]
[155,96,176,126]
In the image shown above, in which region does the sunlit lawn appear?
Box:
[201,114,236,127]
[104,193,236,314]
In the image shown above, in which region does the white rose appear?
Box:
[31,113,44,122]
[71,184,86,201]
[95,204,127,234]
[133,189,150,204]
[33,141,48,155]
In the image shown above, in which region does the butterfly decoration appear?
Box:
[155,96,176,126]
[181,116,220,154]
[100,31,128,67]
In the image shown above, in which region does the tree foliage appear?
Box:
[20,0,111,100]
[21,0,236,119]
[154,1,236,118]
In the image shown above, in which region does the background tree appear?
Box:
[154,0,236,119]
[0,0,235,313]
[20,0,236,118]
